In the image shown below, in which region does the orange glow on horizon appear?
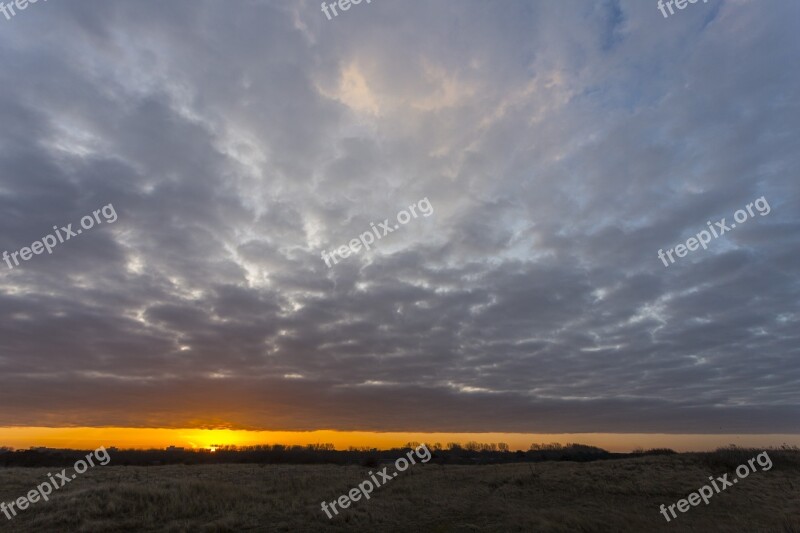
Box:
[0,427,798,453]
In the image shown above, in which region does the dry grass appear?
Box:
[1,452,798,532]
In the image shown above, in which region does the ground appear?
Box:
[1,453,798,532]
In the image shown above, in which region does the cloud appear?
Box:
[0,0,798,433]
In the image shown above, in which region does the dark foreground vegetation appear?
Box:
[0,446,798,532]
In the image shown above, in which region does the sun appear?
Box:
[181,429,242,451]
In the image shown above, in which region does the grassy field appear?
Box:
[1,450,798,532]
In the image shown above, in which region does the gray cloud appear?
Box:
[0,0,798,434]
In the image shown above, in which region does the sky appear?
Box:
[0,0,798,451]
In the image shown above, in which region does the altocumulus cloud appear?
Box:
[0,0,798,434]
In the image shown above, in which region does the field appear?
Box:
[1,450,799,532]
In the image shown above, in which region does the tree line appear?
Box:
[0,442,676,467]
